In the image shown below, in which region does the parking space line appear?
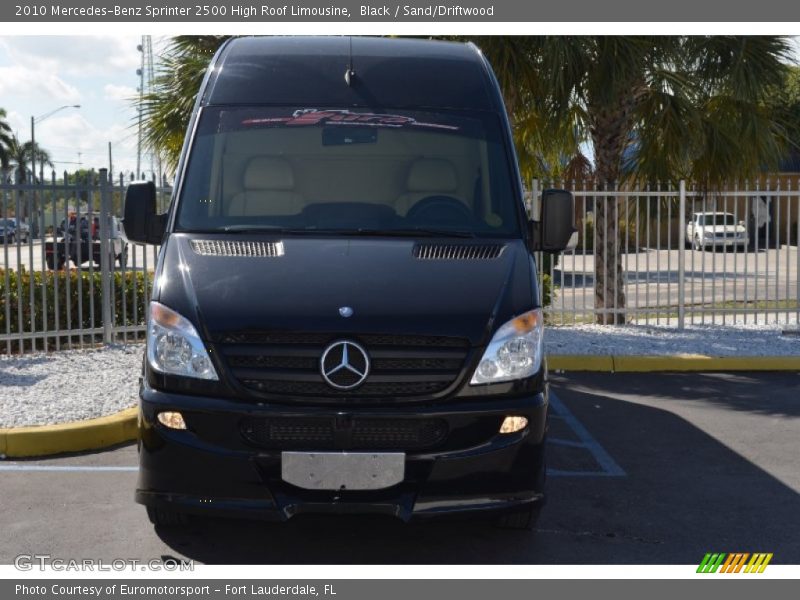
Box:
[1,393,622,480]
[0,465,138,472]
[549,391,626,477]
[547,469,623,478]
[547,438,586,448]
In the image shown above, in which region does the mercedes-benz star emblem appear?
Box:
[320,340,370,390]
[339,306,354,318]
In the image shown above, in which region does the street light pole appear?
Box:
[30,104,81,183]
[30,104,80,235]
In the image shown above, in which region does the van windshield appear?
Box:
[175,107,522,237]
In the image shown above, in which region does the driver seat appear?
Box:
[395,158,462,216]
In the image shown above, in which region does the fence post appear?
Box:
[99,168,114,345]
[678,180,686,330]
[532,178,544,307]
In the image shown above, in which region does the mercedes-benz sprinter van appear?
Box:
[127,36,575,530]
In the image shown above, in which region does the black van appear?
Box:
[126,36,575,530]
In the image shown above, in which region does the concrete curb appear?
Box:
[0,407,138,458]
[2,353,799,458]
[549,355,800,372]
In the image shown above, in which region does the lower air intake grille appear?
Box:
[241,417,448,450]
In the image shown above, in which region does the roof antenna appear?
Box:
[344,36,355,86]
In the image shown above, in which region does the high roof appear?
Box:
[202,36,500,112]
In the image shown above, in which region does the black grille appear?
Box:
[241,416,448,450]
[217,332,470,400]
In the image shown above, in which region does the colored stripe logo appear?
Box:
[697,553,773,573]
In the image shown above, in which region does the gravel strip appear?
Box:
[0,345,142,429]
[2,325,799,428]
[545,323,800,357]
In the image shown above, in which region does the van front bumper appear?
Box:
[134,382,548,522]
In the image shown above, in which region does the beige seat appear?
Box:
[395,158,461,216]
[227,157,303,216]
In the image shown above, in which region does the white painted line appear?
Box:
[0,465,138,472]
[549,391,626,477]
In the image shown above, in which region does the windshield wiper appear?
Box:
[220,225,295,233]
[337,228,477,238]
[216,225,476,238]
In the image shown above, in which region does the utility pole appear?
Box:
[136,35,154,181]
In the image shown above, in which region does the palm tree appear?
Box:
[138,36,794,324]
[4,135,54,221]
[0,108,15,181]
[525,36,793,323]
[5,135,53,184]
[138,36,230,173]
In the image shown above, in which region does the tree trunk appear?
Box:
[590,103,633,325]
[591,183,626,324]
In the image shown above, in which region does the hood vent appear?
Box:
[190,240,285,257]
[413,244,505,260]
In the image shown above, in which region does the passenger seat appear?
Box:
[227,157,303,216]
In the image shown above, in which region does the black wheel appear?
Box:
[146,506,190,527]
[495,504,542,530]
[693,235,703,251]
[5,233,13,244]
[45,255,56,270]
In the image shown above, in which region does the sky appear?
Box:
[0,35,153,180]
[0,35,798,182]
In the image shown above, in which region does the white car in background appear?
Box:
[686,212,748,251]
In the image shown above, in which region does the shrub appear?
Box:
[0,267,149,352]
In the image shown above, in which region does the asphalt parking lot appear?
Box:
[1,372,799,565]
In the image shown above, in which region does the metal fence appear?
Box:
[0,168,169,354]
[2,174,799,355]
[532,178,800,327]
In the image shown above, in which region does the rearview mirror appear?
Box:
[123,181,166,245]
[529,189,577,253]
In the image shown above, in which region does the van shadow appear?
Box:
[153,373,800,564]
[0,355,49,387]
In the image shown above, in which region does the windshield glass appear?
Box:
[175,107,521,237]
[702,214,736,226]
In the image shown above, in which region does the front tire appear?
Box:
[146,506,190,528]
[693,235,704,251]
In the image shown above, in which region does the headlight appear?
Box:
[704,231,715,238]
[146,301,218,380]
[470,309,544,385]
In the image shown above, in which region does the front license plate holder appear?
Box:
[281,451,405,491]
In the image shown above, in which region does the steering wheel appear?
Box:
[406,195,475,226]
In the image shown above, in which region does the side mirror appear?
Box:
[530,189,577,253]
[123,181,166,245]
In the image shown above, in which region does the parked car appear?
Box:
[44,214,128,269]
[0,218,30,244]
[686,212,748,251]
[126,36,576,531]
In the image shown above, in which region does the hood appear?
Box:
[155,234,535,347]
